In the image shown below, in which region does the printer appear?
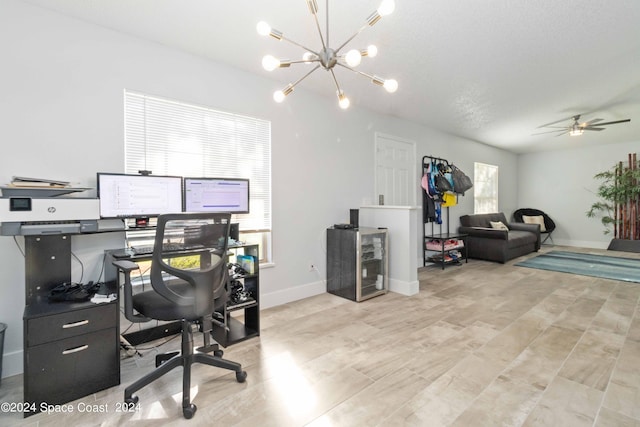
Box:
[0,197,101,236]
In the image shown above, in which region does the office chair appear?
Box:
[113,212,247,419]
[513,208,556,244]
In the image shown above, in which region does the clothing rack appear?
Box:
[422,155,452,235]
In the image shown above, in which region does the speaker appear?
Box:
[349,209,359,228]
[230,223,239,241]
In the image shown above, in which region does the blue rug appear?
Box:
[515,251,640,283]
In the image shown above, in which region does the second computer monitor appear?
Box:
[183,177,250,214]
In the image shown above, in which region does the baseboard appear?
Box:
[551,238,608,249]
[2,349,23,379]
[389,278,419,296]
[260,280,326,310]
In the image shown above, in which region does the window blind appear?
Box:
[124,91,271,233]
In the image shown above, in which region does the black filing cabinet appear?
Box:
[22,235,120,416]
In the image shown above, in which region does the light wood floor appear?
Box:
[2,245,640,426]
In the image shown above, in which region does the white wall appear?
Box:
[518,141,640,248]
[0,0,518,377]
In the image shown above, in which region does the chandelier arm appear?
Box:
[326,0,329,47]
[308,1,329,53]
[329,69,342,93]
[335,23,369,54]
[290,64,322,89]
[336,62,375,80]
[287,59,322,66]
[279,36,321,57]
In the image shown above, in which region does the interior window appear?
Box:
[124,90,272,263]
[473,162,499,214]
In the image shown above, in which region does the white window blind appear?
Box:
[124,90,271,234]
[474,162,499,214]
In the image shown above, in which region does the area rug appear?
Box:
[515,250,640,283]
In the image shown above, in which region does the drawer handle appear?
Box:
[62,344,89,355]
[62,319,89,329]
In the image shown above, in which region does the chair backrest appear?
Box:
[513,208,556,232]
[150,212,232,318]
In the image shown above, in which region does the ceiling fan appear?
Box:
[533,114,631,137]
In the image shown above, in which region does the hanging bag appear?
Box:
[451,164,473,195]
[435,174,454,193]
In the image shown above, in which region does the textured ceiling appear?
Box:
[16,0,640,153]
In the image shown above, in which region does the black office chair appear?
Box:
[113,212,247,419]
[513,208,556,244]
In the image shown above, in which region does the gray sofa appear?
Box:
[459,212,540,263]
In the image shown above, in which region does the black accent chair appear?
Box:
[513,208,556,244]
[113,212,247,419]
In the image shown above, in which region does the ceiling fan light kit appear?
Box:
[257,0,398,109]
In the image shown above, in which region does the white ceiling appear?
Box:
[17,0,640,153]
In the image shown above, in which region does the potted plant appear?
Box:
[586,153,640,251]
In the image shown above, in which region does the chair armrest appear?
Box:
[458,226,508,240]
[112,259,150,323]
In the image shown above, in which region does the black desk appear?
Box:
[104,243,260,347]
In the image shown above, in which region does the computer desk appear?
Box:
[104,242,261,348]
[19,235,260,417]
[21,234,120,417]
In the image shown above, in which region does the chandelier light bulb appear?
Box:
[273,90,286,103]
[377,0,395,16]
[383,79,398,93]
[262,55,281,71]
[337,90,350,109]
[345,49,362,67]
[256,21,271,36]
[367,45,378,57]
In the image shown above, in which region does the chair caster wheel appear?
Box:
[236,370,247,383]
[183,403,197,419]
[125,395,139,405]
[214,349,224,357]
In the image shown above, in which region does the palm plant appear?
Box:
[586,154,640,238]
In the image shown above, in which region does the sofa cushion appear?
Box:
[506,230,538,249]
[490,220,509,230]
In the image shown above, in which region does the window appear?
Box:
[474,162,498,214]
[124,90,272,262]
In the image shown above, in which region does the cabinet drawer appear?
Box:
[25,328,119,407]
[26,303,116,346]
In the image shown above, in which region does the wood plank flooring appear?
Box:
[2,245,640,426]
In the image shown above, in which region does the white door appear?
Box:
[375,133,416,206]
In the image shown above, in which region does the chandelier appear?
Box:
[257,0,398,109]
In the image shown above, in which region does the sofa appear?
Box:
[459,212,540,263]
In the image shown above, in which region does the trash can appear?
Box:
[0,323,6,386]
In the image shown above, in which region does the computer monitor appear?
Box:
[183,177,250,214]
[97,173,183,219]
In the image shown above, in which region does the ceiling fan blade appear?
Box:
[554,130,570,137]
[536,114,581,129]
[582,118,603,126]
[584,127,605,131]
[593,119,631,126]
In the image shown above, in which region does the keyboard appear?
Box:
[130,243,204,256]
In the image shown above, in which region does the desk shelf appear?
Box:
[212,244,260,346]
